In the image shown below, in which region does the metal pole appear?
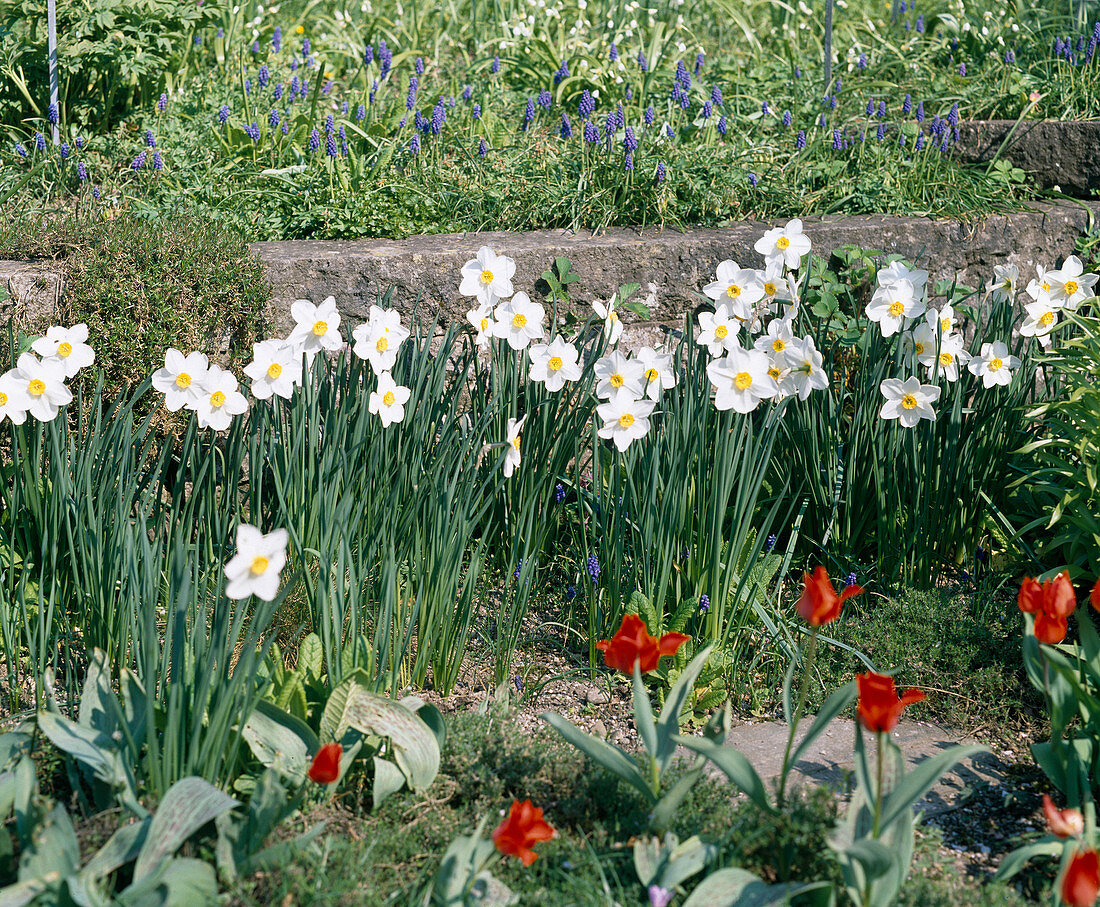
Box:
[890,0,901,25]
[48,0,59,144]
[823,0,834,92]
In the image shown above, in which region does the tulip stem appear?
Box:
[872,732,884,839]
[777,629,818,806]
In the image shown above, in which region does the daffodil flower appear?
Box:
[924,335,970,382]
[466,302,496,349]
[866,279,924,338]
[754,218,811,271]
[753,318,795,358]
[529,337,582,392]
[244,339,303,401]
[703,261,764,318]
[635,346,676,400]
[0,370,31,425]
[596,396,656,451]
[781,337,829,401]
[594,350,645,401]
[904,324,938,370]
[696,303,741,357]
[353,306,411,373]
[991,264,1018,304]
[31,324,95,378]
[193,365,248,431]
[224,523,289,601]
[1020,301,1058,347]
[592,298,623,345]
[11,353,71,423]
[460,246,515,304]
[876,260,928,296]
[1045,255,1098,310]
[879,376,940,428]
[492,293,545,350]
[707,347,777,413]
[368,371,410,427]
[288,296,344,362]
[502,416,526,477]
[1026,266,1053,306]
[924,304,958,339]
[153,349,209,412]
[968,341,1021,388]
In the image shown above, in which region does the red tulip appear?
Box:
[796,566,863,627]
[492,799,556,867]
[856,672,926,734]
[1043,793,1084,839]
[1062,849,1100,907]
[307,742,343,784]
[595,613,689,674]
[1018,572,1077,644]
[1090,579,1100,615]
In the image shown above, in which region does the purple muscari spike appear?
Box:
[290,57,298,71]
[48,102,59,124]
[369,83,377,104]
[952,36,958,50]
[644,105,654,126]
[665,123,674,139]
[325,114,335,134]
[273,27,282,52]
[145,129,156,147]
[878,100,886,118]
[915,14,924,32]
[218,105,230,123]
[77,160,86,181]
[952,126,959,142]
[462,84,473,101]
[281,121,288,135]
[322,79,333,95]
[302,37,311,55]
[625,85,633,101]
[614,102,625,129]
[832,128,843,150]
[584,120,599,143]
[959,62,966,75]
[796,129,806,149]
[624,151,633,171]
[701,100,712,119]
[308,128,320,151]
[92,186,100,199]
[554,59,569,85]
[524,97,536,128]
[903,93,912,114]
[273,83,283,101]
[898,132,906,147]
[637,49,648,71]
[676,59,691,89]
[554,484,566,504]
[783,109,792,126]
[217,27,224,37]
[916,100,925,122]
[245,78,252,94]
[858,52,867,71]
[655,161,665,181]
[876,122,886,140]
[409,133,420,155]
[829,95,838,110]
[379,40,392,79]
[406,77,418,110]
[623,126,637,151]
[794,65,801,78]
[342,100,349,115]
[915,132,925,150]
[679,90,690,111]
[695,51,705,75]
[1078,36,1086,53]
[586,554,601,583]
[75,136,83,149]
[258,64,269,88]
[866,99,874,117]
[560,113,572,138]
[478,137,487,156]
[131,151,146,170]
[538,89,552,110]
[269,108,280,128]
[818,113,826,127]
[290,76,300,97]
[578,89,595,118]
[157,93,167,112]
[59,142,69,158]
[472,103,481,120]
[14,142,26,157]
[153,151,163,170]
[414,111,428,133]
[748,172,757,187]
[250,40,258,53]
[900,0,907,9]
[326,132,338,156]
[341,140,348,155]
[835,77,842,92]
[699,594,709,611]
[356,103,365,121]
[415,56,424,75]
[431,102,445,134]
[949,102,959,125]
[247,122,261,141]
[711,85,723,106]
[718,115,727,135]
[363,43,373,64]
[491,55,500,73]
[761,100,769,115]
[609,43,618,61]
[940,135,950,152]
[338,124,346,141]
[1005,49,1016,64]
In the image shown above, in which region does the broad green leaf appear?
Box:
[632,665,658,761]
[673,736,771,813]
[340,685,439,791]
[993,838,1063,881]
[682,867,829,906]
[80,819,150,881]
[241,700,319,784]
[373,757,407,809]
[541,712,656,805]
[298,634,324,681]
[18,803,79,885]
[656,646,713,772]
[879,744,988,830]
[119,857,218,906]
[841,839,895,880]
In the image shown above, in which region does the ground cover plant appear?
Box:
[5,0,1100,238]
[2,219,1100,903]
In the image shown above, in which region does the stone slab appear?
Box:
[0,260,63,329]
[956,120,1100,197]
[250,201,1100,346]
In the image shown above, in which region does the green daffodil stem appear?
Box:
[777,628,818,806]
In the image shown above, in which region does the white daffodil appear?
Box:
[1025,266,1053,306]
[782,336,829,401]
[353,306,411,373]
[877,260,928,296]
[224,523,289,601]
[459,246,515,303]
[153,349,209,412]
[288,296,344,362]
[1020,301,1058,347]
[879,376,940,428]
[11,353,71,423]
[193,365,248,431]
[592,298,624,345]
[754,218,812,270]
[968,341,1021,388]
[991,264,1018,303]
[529,337,582,392]
[925,334,970,382]
[492,292,545,350]
[703,261,765,319]
[707,347,777,413]
[368,371,411,427]
[696,303,741,357]
[466,302,496,349]
[596,395,656,451]
[866,279,924,337]
[31,324,94,378]
[924,304,958,339]
[244,339,302,401]
[753,319,795,359]
[635,346,676,400]
[760,260,792,305]
[502,416,526,478]
[904,323,938,370]
[1045,255,1098,310]
[594,350,645,401]
[0,370,31,425]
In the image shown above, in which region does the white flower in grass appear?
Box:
[1025,266,1053,306]
[596,396,656,451]
[460,246,515,304]
[636,347,676,400]
[924,304,958,338]
[244,340,302,401]
[368,371,411,427]
[153,349,209,412]
[904,324,938,369]
[1046,256,1098,310]
[529,337,582,392]
[594,350,645,401]
[782,337,829,401]
[877,260,928,295]
[11,354,71,423]
[760,260,792,306]
[492,292,545,350]
[703,261,764,319]
[754,218,812,270]
[288,296,344,361]
[925,334,970,382]
[866,279,924,338]
[1020,300,1059,348]
[592,298,624,345]
[968,341,1021,388]
[879,376,940,428]
[696,303,741,357]
[224,524,289,601]
[31,324,94,378]
[991,264,1018,303]
[353,306,411,373]
[707,347,777,413]
[193,365,248,431]
[753,318,795,359]
[0,370,31,425]
[502,416,526,478]
[466,302,496,349]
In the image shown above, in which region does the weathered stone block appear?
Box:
[956,120,1100,197]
